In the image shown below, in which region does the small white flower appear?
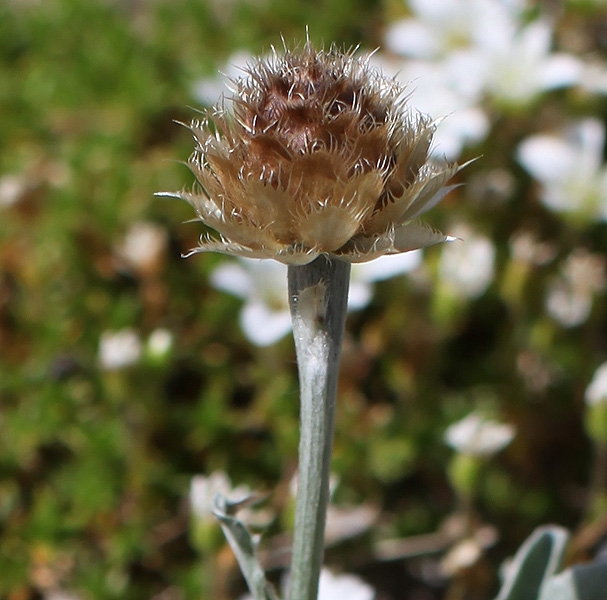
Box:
[517,119,607,222]
[146,328,173,359]
[545,248,606,327]
[0,174,26,208]
[545,282,592,328]
[385,1,584,108]
[445,413,515,457]
[509,231,556,266]
[210,254,422,346]
[516,350,555,393]
[476,19,582,106]
[118,221,168,275]
[314,569,375,600]
[586,362,607,407]
[189,471,250,522]
[561,248,606,296]
[98,328,142,370]
[438,225,496,299]
[241,568,375,600]
[442,538,483,575]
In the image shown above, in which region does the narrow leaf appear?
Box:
[495,526,569,600]
[540,561,607,600]
[213,493,280,600]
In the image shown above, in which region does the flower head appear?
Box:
[161,41,461,264]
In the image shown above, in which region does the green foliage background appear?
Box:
[1,1,606,599]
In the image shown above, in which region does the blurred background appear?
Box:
[2,0,607,598]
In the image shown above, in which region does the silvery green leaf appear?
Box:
[495,526,569,600]
[213,493,280,600]
[540,560,607,600]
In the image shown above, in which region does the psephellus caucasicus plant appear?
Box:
[159,39,462,600]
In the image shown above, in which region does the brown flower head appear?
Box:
[160,42,463,264]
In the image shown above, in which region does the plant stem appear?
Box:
[287,256,350,600]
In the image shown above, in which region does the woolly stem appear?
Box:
[287,256,350,600]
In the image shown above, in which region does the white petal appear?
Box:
[240,258,289,303]
[539,54,582,90]
[439,226,495,299]
[472,4,518,52]
[519,20,552,58]
[317,570,375,600]
[280,569,374,600]
[347,281,373,311]
[384,20,440,58]
[240,302,292,346]
[352,250,423,283]
[600,170,607,220]
[576,119,606,171]
[409,0,452,20]
[518,120,607,219]
[445,413,515,456]
[98,329,142,371]
[209,262,252,299]
[517,136,576,183]
[192,50,254,105]
[578,61,607,95]
[432,108,490,160]
[545,283,592,327]
[585,362,607,407]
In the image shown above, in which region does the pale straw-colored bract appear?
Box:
[160,41,462,265]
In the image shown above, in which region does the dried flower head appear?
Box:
[161,41,462,264]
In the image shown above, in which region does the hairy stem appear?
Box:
[287,256,350,600]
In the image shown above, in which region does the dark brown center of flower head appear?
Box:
[232,44,396,178]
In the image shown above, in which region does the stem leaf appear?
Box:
[540,561,607,600]
[495,526,569,600]
[213,493,280,600]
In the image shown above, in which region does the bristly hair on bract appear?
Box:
[158,39,465,265]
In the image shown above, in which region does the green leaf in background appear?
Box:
[495,526,570,600]
[540,560,607,600]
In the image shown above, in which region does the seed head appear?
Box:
[161,42,462,264]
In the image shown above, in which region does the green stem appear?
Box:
[287,256,350,600]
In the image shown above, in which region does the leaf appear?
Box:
[213,493,280,600]
[495,526,570,600]
[540,561,607,600]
